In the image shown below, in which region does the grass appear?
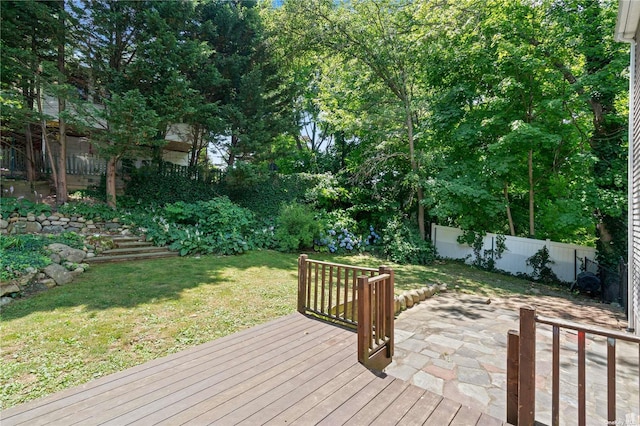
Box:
[1,250,569,409]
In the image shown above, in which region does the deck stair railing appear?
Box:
[507,306,640,426]
[297,254,394,370]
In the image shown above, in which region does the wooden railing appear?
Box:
[507,306,640,426]
[357,267,394,370]
[297,254,394,370]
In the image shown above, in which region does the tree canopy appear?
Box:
[0,0,628,265]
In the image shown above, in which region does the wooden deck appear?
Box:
[1,313,507,425]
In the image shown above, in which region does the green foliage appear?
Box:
[313,209,380,254]
[140,197,256,256]
[526,246,560,284]
[457,231,506,271]
[381,217,436,265]
[57,201,119,221]
[1,198,52,219]
[122,164,221,207]
[304,173,350,210]
[0,233,84,282]
[274,203,320,252]
[221,170,320,219]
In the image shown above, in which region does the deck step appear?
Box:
[86,250,179,263]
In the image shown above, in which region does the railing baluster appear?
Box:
[343,268,349,320]
[607,337,616,423]
[313,263,319,312]
[320,264,326,315]
[351,270,357,323]
[578,330,586,426]
[518,307,536,425]
[506,330,519,425]
[552,325,560,426]
[336,266,341,319]
[306,262,312,309]
[328,266,334,319]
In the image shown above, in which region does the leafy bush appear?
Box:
[123,163,221,207]
[1,197,52,219]
[57,201,120,221]
[304,173,350,210]
[456,230,506,271]
[275,203,321,252]
[0,233,85,281]
[140,197,256,256]
[313,210,380,254]
[222,172,320,219]
[526,246,560,284]
[381,217,436,265]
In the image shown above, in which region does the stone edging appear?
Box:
[394,283,447,315]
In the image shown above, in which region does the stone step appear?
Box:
[100,246,170,256]
[114,241,153,248]
[86,250,179,263]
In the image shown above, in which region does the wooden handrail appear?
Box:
[297,254,379,326]
[298,255,394,371]
[507,306,640,426]
[357,267,394,370]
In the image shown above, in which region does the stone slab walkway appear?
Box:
[387,292,639,426]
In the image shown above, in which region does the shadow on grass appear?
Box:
[1,250,300,321]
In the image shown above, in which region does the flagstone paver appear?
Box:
[387,291,638,426]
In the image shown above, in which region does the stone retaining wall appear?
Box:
[1,213,129,235]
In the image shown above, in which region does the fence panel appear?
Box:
[431,224,597,283]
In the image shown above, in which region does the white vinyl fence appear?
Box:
[431,224,597,283]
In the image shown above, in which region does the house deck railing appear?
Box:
[297,254,394,370]
[507,306,640,426]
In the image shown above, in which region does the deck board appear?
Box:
[1,313,508,425]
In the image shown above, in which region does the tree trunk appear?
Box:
[504,182,516,236]
[24,124,37,183]
[55,0,68,205]
[56,105,68,205]
[405,101,425,240]
[528,148,534,237]
[36,78,58,191]
[106,156,118,208]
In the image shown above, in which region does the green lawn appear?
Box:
[1,250,564,409]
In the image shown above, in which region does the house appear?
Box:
[615,0,640,334]
[1,95,196,194]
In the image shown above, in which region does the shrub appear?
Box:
[58,200,120,221]
[221,170,320,219]
[381,217,436,265]
[0,233,85,281]
[313,210,380,254]
[140,197,256,256]
[1,197,52,219]
[275,203,321,252]
[526,246,560,284]
[304,173,350,210]
[123,163,221,207]
[456,230,506,271]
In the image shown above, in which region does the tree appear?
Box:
[92,90,160,207]
[1,0,72,201]
[272,0,445,239]
[199,0,291,167]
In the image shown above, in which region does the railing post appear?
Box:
[507,330,520,425]
[518,306,536,425]
[381,266,394,358]
[357,275,371,365]
[297,254,308,314]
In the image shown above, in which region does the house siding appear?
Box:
[632,28,640,332]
